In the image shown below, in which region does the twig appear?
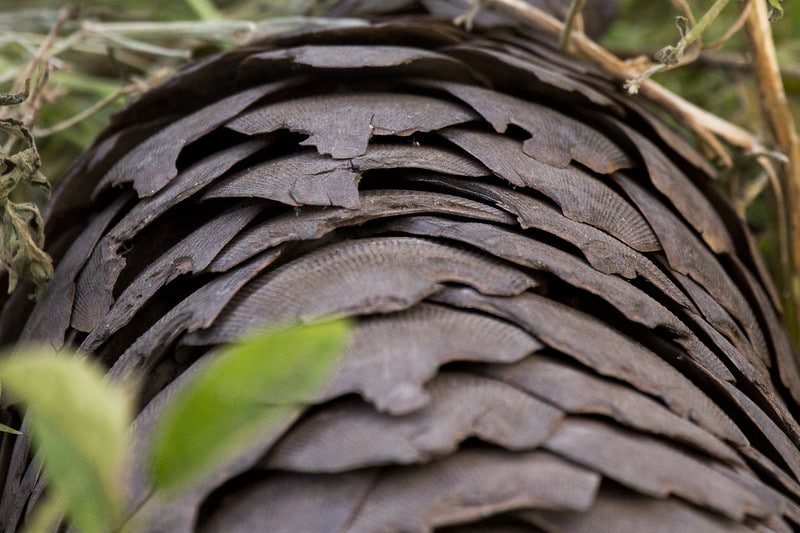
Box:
[79,20,258,42]
[5,5,75,100]
[2,7,73,123]
[653,0,731,66]
[625,0,735,92]
[1,4,75,158]
[611,47,800,82]
[743,0,800,341]
[33,68,173,138]
[33,87,128,138]
[669,0,695,25]
[703,50,800,79]
[185,0,223,21]
[475,0,770,165]
[706,0,750,51]
[560,0,587,50]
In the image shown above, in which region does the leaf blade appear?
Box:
[149,318,351,494]
[0,422,21,435]
[0,347,133,533]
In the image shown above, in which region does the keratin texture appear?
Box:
[1,2,800,531]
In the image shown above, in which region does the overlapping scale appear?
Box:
[2,2,800,532]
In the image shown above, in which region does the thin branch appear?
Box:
[610,47,800,82]
[5,5,75,99]
[743,0,800,340]
[669,0,695,25]
[33,67,173,138]
[1,5,75,155]
[476,0,771,165]
[706,0,750,51]
[80,20,257,42]
[560,0,587,50]
[656,0,731,64]
[32,87,128,138]
[453,0,484,32]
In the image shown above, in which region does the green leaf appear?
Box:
[0,422,21,435]
[768,0,784,21]
[21,492,66,533]
[0,347,133,533]
[149,318,351,494]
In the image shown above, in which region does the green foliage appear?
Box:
[0,348,132,533]
[768,0,784,21]
[605,0,800,123]
[0,318,351,531]
[0,421,21,434]
[0,0,330,184]
[149,319,350,494]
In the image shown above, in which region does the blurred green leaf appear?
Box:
[149,318,351,494]
[21,492,66,533]
[185,0,223,21]
[0,422,21,435]
[0,347,133,533]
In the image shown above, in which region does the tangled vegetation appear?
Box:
[0,83,52,299]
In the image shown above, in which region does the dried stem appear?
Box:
[625,0,732,91]
[669,0,695,24]
[743,0,800,341]
[560,0,587,50]
[706,0,750,51]
[33,87,128,138]
[478,0,799,339]
[6,5,75,99]
[693,49,800,80]
[1,5,75,158]
[479,0,769,165]
[658,0,731,63]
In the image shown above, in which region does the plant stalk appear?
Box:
[743,0,800,346]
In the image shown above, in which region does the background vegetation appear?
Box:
[606,0,800,280]
[1,1,798,189]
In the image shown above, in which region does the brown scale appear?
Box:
[3,1,800,531]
